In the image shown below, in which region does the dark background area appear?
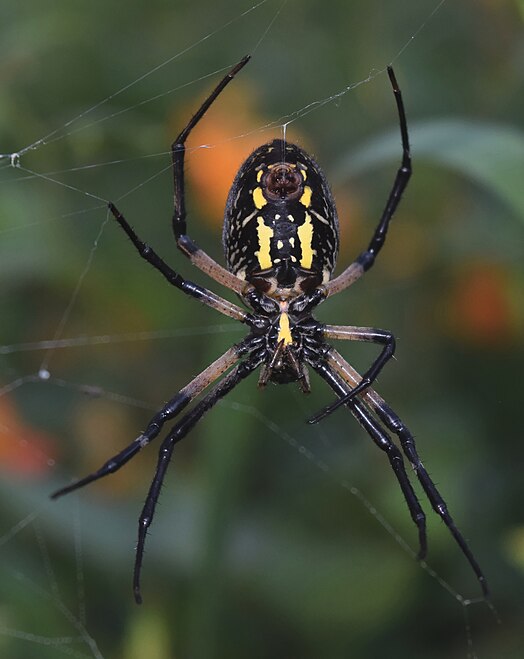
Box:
[1,1,523,657]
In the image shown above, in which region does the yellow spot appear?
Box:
[298,213,316,269]
[277,240,284,249]
[255,217,273,270]
[256,169,264,182]
[253,187,267,209]
[278,312,293,345]
[299,186,312,207]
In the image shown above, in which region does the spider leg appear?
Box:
[308,324,395,422]
[325,66,411,298]
[133,351,263,603]
[320,348,490,598]
[51,344,245,499]
[311,357,427,560]
[108,202,247,322]
[171,56,251,295]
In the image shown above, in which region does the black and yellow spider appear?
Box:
[52,56,488,603]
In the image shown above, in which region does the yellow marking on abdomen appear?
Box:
[298,212,316,269]
[255,217,273,270]
[299,185,312,208]
[278,312,293,345]
[253,187,267,209]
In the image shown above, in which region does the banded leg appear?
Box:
[321,348,489,598]
[311,358,427,559]
[308,324,395,422]
[325,66,412,298]
[108,202,247,322]
[171,56,251,295]
[51,345,244,500]
[133,351,263,603]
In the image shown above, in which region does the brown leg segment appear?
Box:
[108,202,247,322]
[51,345,242,500]
[310,324,395,419]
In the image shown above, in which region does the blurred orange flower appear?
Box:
[169,81,304,226]
[445,261,518,347]
[0,395,56,476]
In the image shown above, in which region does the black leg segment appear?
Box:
[311,359,427,561]
[132,351,262,603]
[315,348,490,599]
[310,325,396,422]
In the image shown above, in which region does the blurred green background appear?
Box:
[1,1,523,657]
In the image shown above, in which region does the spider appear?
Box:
[52,55,489,604]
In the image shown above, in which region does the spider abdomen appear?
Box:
[223,139,339,289]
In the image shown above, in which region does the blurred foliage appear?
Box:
[1,1,523,658]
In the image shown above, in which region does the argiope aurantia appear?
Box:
[52,56,489,604]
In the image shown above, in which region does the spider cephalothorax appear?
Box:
[243,290,326,387]
[52,55,489,604]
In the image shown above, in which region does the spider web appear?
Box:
[0,1,504,657]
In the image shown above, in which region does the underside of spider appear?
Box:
[52,56,489,605]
